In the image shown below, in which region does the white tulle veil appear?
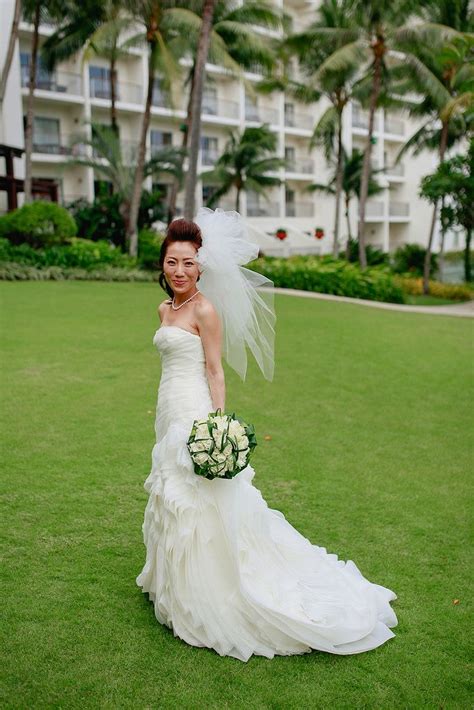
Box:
[193,207,276,382]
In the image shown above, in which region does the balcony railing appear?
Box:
[389,201,409,217]
[384,117,405,136]
[352,110,369,129]
[202,97,239,120]
[284,110,313,131]
[201,149,220,166]
[365,201,384,217]
[247,201,279,217]
[90,78,142,105]
[285,201,314,218]
[32,134,87,156]
[386,162,405,176]
[245,105,279,124]
[285,158,314,174]
[21,66,82,95]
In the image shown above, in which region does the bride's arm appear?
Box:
[196,302,225,412]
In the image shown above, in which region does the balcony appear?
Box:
[365,201,384,218]
[247,201,279,217]
[386,162,405,177]
[384,117,405,136]
[90,78,142,105]
[284,109,313,131]
[21,66,82,95]
[285,201,314,217]
[389,201,410,218]
[245,105,279,124]
[32,134,87,157]
[203,97,239,120]
[352,110,369,130]
[285,158,314,175]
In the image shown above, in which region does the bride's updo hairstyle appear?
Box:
[158,218,203,298]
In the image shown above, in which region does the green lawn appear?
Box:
[1,281,472,709]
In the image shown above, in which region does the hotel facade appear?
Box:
[0,0,462,256]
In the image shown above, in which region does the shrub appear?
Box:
[391,243,438,277]
[248,255,404,303]
[0,261,158,282]
[393,275,474,301]
[339,238,390,266]
[137,228,164,270]
[0,202,77,247]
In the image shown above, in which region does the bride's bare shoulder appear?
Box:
[158,298,172,321]
[195,294,220,329]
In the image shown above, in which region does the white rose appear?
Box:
[236,434,249,450]
[195,423,209,440]
[194,452,209,466]
[237,451,248,468]
[212,451,227,464]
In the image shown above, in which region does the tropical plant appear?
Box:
[0,201,77,247]
[395,21,473,292]
[295,0,462,268]
[201,124,285,211]
[307,148,384,259]
[167,0,283,223]
[419,142,474,283]
[70,123,184,251]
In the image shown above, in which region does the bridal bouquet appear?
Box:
[186,408,257,480]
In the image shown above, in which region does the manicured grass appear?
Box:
[404,293,470,306]
[1,281,472,709]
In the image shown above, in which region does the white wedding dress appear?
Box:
[136,325,398,662]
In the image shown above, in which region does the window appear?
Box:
[32,117,61,154]
[20,52,54,89]
[284,103,295,127]
[150,131,173,155]
[89,66,116,100]
[202,86,218,115]
[245,94,259,121]
[152,78,167,107]
[200,136,218,166]
[285,146,295,169]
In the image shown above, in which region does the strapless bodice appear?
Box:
[153,326,213,442]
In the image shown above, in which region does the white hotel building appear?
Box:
[0,0,459,256]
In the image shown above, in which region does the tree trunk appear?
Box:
[110,55,118,134]
[126,47,154,257]
[235,188,240,212]
[438,197,446,282]
[332,111,344,258]
[423,121,449,294]
[464,228,471,283]
[345,195,352,260]
[24,1,41,203]
[357,49,383,269]
[0,0,22,105]
[167,67,195,225]
[183,0,216,220]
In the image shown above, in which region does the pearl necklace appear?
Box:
[171,289,200,310]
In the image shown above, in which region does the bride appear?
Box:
[136,207,398,662]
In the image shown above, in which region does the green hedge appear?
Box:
[248,255,405,304]
[0,262,158,282]
[0,237,135,270]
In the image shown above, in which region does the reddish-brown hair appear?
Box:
[158,219,203,298]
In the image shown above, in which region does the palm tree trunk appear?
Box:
[167,67,195,225]
[332,111,344,258]
[357,49,383,269]
[126,46,154,257]
[0,0,22,105]
[110,55,118,134]
[183,0,216,220]
[464,228,472,282]
[345,195,352,259]
[423,121,449,294]
[24,1,41,203]
[438,196,446,282]
[235,188,240,212]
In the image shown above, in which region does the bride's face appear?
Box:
[163,241,201,295]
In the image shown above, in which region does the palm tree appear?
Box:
[307,147,384,258]
[167,0,283,223]
[201,125,285,211]
[395,9,473,292]
[123,1,202,256]
[295,0,462,268]
[0,0,22,105]
[184,0,217,220]
[71,123,184,241]
[42,0,133,134]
